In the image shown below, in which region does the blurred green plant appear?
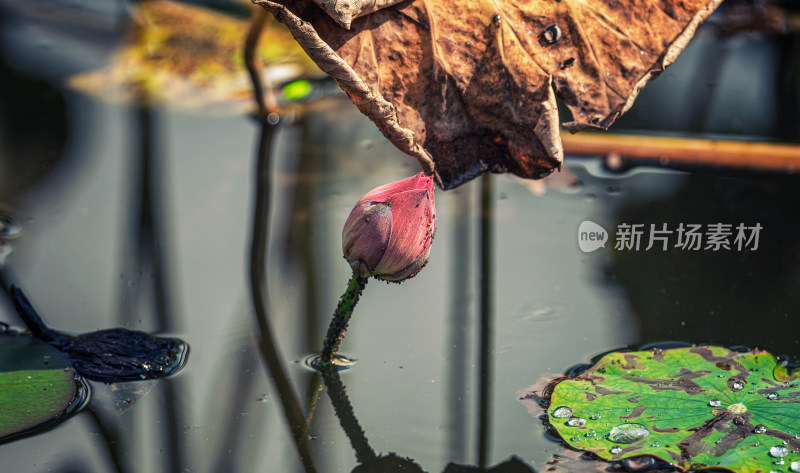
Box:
[69,0,318,111]
[282,79,313,101]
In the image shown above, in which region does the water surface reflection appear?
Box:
[1,14,798,472]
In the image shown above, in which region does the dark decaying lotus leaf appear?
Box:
[11,286,187,382]
[254,0,723,189]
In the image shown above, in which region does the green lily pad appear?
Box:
[545,346,800,472]
[0,332,85,442]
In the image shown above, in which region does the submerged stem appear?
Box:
[320,275,369,366]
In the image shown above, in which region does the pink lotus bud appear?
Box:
[342,173,436,282]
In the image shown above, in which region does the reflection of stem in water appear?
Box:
[304,377,324,428]
[446,188,471,462]
[477,175,494,469]
[684,35,728,134]
[118,92,179,333]
[322,369,377,464]
[127,93,185,473]
[248,118,317,473]
[320,275,369,365]
[288,112,325,419]
[321,369,428,472]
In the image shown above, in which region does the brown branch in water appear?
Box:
[245,7,279,117]
[561,132,800,172]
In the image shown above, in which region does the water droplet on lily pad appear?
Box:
[608,423,649,444]
[755,425,767,434]
[769,445,789,458]
[552,406,572,418]
[567,417,586,427]
[776,459,785,465]
[790,460,800,472]
[708,399,721,407]
[585,430,597,438]
[768,393,779,400]
[590,413,602,420]
[610,446,622,454]
[728,403,747,414]
[732,381,744,391]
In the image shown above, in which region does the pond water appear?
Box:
[1,2,799,472]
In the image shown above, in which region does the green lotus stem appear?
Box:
[320,275,369,367]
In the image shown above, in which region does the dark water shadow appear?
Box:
[604,173,800,354]
[114,91,187,473]
[446,186,472,463]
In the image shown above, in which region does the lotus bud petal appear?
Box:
[342,201,392,277]
[342,173,436,282]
